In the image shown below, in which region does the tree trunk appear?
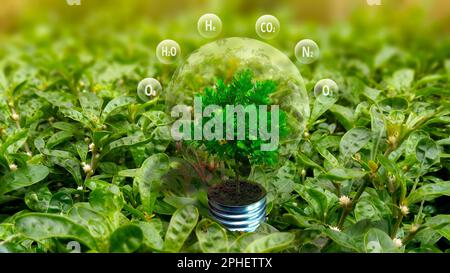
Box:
[235,170,240,194]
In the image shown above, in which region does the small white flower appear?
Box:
[388,135,397,146]
[84,137,90,143]
[393,238,402,248]
[9,163,18,171]
[94,154,100,159]
[303,131,310,138]
[101,124,107,130]
[11,113,20,121]
[77,186,83,191]
[292,202,298,207]
[388,174,396,184]
[301,169,306,176]
[410,224,419,233]
[329,226,341,232]
[26,152,33,157]
[81,162,92,174]
[88,143,95,152]
[399,204,409,216]
[339,195,352,208]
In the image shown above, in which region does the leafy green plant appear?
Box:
[193,69,288,191]
[0,0,449,253]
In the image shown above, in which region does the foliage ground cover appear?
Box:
[0,0,449,253]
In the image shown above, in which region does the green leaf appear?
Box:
[49,156,82,185]
[370,105,385,135]
[295,185,329,221]
[79,92,103,122]
[282,213,317,228]
[74,140,89,163]
[138,221,164,251]
[134,153,170,214]
[245,232,295,253]
[407,182,450,204]
[164,205,199,252]
[14,213,97,250]
[296,152,324,171]
[319,167,366,181]
[59,107,91,127]
[379,97,409,112]
[24,186,52,212]
[309,95,338,125]
[117,168,138,177]
[89,184,124,216]
[316,145,340,168]
[364,228,399,253]
[416,138,440,168]
[330,104,355,131]
[426,215,450,241]
[101,96,135,121]
[68,203,111,241]
[229,233,265,252]
[374,46,398,68]
[0,242,26,253]
[109,224,143,253]
[322,228,360,252]
[48,191,74,213]
[102,134,149,157]
[387,69,415,91]
[0,129,28,155]
[355,200,379,221]
[339,127,371,157]
[46,131,73,149]
[51,122,79,132]
[195,218,228,253]
[0,165,49,195]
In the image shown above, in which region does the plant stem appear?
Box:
[402,226,424,245]
[337,176,370,229]
[236,172,240,194]
[8,102,31,154]
[416,200,425,225]
[391,191,398,220]
[82,148,99,200]
[410,176,420,194]
[234,156,240,194]
[391,214,404,239]
[337,208,350,228]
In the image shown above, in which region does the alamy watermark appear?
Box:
[66,0,81,6]
[367,0,381,6]
[170,97,280,151]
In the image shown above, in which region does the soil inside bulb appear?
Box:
[208,180,266,206]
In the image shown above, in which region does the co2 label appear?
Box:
[255,15,280,39]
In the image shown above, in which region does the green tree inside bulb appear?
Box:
[194,69,289,197]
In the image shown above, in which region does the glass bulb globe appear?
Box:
[166,37,310,162]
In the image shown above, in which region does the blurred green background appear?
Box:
[0,0,449,100]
